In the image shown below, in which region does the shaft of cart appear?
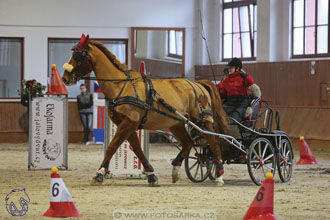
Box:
[175,111,247,154]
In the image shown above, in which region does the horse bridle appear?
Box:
[67,45,94,84]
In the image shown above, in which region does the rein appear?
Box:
[82,76,141,82]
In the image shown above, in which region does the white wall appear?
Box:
[0,0,197,86]
[0,0,303,87]
[194,0,221,66]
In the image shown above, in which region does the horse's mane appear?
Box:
[89,40,127,72]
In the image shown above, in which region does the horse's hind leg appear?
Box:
[202,120,225,186]
[92,117,137,184]
[169,124,194,183]
[127,132,159,187]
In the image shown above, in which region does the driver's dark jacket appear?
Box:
[77,93,93,113]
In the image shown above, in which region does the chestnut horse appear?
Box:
[62,34,228,186]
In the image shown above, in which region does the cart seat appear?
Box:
[242,98,261,127]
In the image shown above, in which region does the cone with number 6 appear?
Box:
[243,173,277,220]
[43,167,82,217]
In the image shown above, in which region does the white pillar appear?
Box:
[269,0,291,61]
[256,0,271,62]
[195,0,221,65]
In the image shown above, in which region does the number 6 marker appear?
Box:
[243,173,278,220]
[43,167,82,217]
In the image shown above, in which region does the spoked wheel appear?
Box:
[184,145,212,183]
[247,137,276,185]
[208,161,217,180]
[277,138,293,182]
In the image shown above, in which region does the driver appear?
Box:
[217,58,255,123]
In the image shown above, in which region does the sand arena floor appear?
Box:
[0,142,330,220]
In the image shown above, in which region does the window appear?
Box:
[168,30,183,58]
[292,0,329,57]
[222,0,257,61]
[48,38,127,98]
[0,38,24,98]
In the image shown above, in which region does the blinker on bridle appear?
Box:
[65,45,93,84]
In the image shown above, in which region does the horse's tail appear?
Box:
[197,80,229,135]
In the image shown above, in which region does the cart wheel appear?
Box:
[277,138,293,182]
[247,137,276,186]
[185,146,211,183]
[208,161,217,180]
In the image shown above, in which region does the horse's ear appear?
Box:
[83,34,89,48]
[79,34,86,47]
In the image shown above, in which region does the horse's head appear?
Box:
[62,34,94,86]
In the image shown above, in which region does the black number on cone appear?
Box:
[52,183,60,197]
[256,187,265,202]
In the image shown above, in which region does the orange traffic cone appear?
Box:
[139,61,146,74]
[243,173,278,220]
[43,167,82,218]
[296,136,318,165]
[48,64,68,95]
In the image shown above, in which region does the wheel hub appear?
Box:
[282,156,287,165]
[195,153,201,158]
[259,158,264,167]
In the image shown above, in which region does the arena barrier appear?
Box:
[28,95,68,170]
[92,91,105,144]
[104,100,149,179]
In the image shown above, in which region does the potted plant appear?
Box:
[18,79,46,107]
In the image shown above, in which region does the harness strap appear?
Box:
[109,76,129,117]
[138,74,156,129]
[185,80,203,112]
[185,80,213,122]
[108,96,184,124]
[127,71,140,100]
[191,81,211,107]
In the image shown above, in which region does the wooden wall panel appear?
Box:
[195,60,330,108]
[0,101,84,142]
[134,58,182,78]
[68,102,83,132]
[0,103,28,132]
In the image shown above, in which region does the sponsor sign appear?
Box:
[108,121,144,175]
[28,96,68,169]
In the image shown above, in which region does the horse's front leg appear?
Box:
[91,117,138,185]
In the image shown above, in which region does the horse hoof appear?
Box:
[147,174,159,187]
[90,179,103,186]
[172,174,180,183]
[91,173,104,186]
[214,176,224,187]
[214,181,224,187]
[148,181,160,187]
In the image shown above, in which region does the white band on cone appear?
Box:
[50,178,73,202]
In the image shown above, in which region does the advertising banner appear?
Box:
[108,121,144,176]
[28,96,68,169]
